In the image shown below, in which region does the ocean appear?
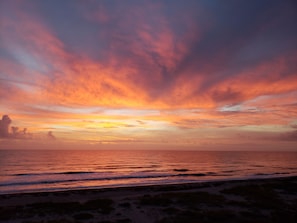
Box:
[0,150,297,194]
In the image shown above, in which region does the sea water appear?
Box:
[0,150,297,194]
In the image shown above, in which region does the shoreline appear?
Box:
[1,175,296,222]
[1,173,296,196]
[0,174,297,198]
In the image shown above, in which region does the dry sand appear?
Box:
[1,176,296,223]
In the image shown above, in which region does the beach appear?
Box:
[1,176,296,223]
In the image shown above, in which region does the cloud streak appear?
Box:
[0,0,296,149]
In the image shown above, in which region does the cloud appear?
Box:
[0,115,33,139]
[211,88,243,104]
[47,131,56,140]
[1,0,297,110]
[0,1,296,148]
[280,130,297,141]
[0,115,12,137]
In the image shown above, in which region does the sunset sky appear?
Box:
[0,0,297,150]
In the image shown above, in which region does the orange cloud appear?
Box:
[1,0,296,149]
[5,0,296,111]
[206,53,297,105]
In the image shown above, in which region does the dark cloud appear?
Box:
[0,115,12,137]
[0,115,32,139]
[47,131,56,140]
[11,126,29,138]
[211,88,242,104]
[280,130,297,141]
[167,0,297,99]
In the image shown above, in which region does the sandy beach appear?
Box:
[1,176,296,223]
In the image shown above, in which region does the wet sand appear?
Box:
[1,176,296,223]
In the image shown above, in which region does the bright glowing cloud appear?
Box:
[0,0,297,150]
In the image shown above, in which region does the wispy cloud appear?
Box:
[0,0,296,149]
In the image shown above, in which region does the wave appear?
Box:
[177,173,206,177]
[5,170,295,191]
[174,168,189,172]
[13,171,97,176]
[102,164,160,170]
[221,170,237,173]
[13,167,162,177]
[0,172,216,188]
[255,172,292,176]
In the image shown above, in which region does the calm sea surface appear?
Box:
[0,150,297,194]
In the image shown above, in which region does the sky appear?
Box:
[0,0,297,150]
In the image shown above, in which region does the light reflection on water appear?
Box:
[0,150,296,194]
